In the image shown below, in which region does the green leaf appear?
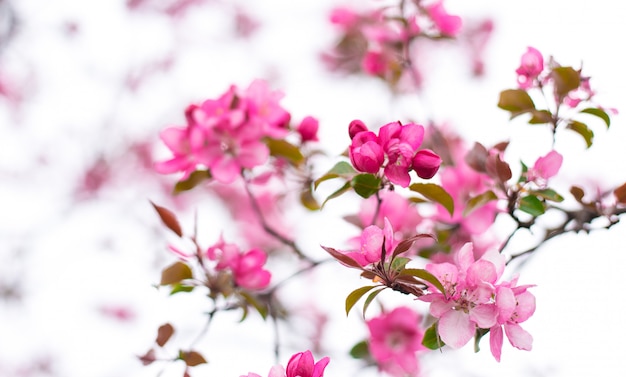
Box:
[390,257,410,272]
[551,66,580,99]
[401,268,446,296]
[300,187,320,210]
[566,120,594,148]
[321,181,352,208]
[351,174,381,198]
[314,161,357,189]
[169,284,195,295]
[349,340,370,360]
[518,161,529,183]
[265,138,305,166]
[531,188,564,202]
[150,201,183,237]
[580,107,611,129]
[528,109,553,124]
[474,328,490,353]
[497,89,536,116]
[362,287,385,317]
[519,195,545,216]
[345,286,378,316]
[409,183,454,217]
[422,322,445,350]
[464,190,498,216]
[173,170,211,194]
[239,291,268,320]
[160,261,193,285]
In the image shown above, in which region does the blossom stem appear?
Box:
[243,179,313,263]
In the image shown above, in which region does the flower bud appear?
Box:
[412,149,442,179]
[297,116,319,142]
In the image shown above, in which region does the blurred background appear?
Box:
[1,0,626,376]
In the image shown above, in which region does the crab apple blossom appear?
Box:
[366,306,426,377]
[297,116,320,142]
[515,46,544,89]
[206,237,271,290]
[526,150,563,185]
[343,217,396,267]
[419,243,504,349]
[425,0,462,37]
[489,277,536,361]
[284,350,330,377]
[155,79,296,184]
[412,149,442,179]
[349,120,441,187]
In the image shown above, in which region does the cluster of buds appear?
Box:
[348,119,442,187]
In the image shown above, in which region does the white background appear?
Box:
[1,0,626,376]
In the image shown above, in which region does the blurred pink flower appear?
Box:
[425,0,462,37]
[367,306,425,376]
[516,46,544,89]
[527,150,563,184]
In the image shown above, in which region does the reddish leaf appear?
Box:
[179,350,207,367]
[392,234,436,259]
[321,246,363,269]
[465,142,488,172]
[150,201,183,237]
[570,186,585,203]
[138,349,156,365]
[156,323,174,347]
[614,182,626,204]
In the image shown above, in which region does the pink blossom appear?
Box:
[362,50,387,76]
[367,306,425,376]
[349,131,384,174]
[206,237,271,290]
[489,278,536,361]
[285,351,330,377]
[297,116,319,142]
[344,218,396,266]
[425,1,462,37]
[420,243,503,348]
[379,121,426,187]
[564,76,595,108]
[329,6,360,30]
[153,125,198,179]
[516,47,544,89]
[412,149,442,179]
[243,79,291,138]
[527,150,563,184]
[233,248,271,290]
[348,120,440,187]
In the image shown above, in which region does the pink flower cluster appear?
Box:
[420,243,535,361]
[367,306,426,377]
[242,350,329,377]
[349,120,442,187]
[155,80,314,184]
[323,2,462,87]
[206,236,271,290]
